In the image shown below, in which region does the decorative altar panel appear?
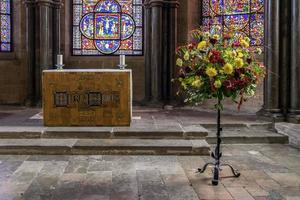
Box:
[42,69,132,126]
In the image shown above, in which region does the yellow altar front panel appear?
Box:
[42,69,131,126]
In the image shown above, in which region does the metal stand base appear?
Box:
[197,100,240,186]
[198,159,240,186]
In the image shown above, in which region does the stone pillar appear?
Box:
[144,0,152,102]
[24,0,36,106]
[52,0,62,67]
[279,0,291,118]
[262,0,282,118]
[144,0,179,105]
[163,0,179,104]
[35,0,52,105]
[289,0,300,122]
[150,0,163,103]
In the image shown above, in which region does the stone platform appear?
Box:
[0,106,289,155]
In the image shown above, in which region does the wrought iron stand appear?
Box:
[198,99,240,186]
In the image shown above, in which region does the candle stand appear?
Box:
[56,64,64,70]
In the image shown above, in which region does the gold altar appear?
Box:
[42,69,132,126]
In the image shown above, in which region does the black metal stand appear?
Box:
[197,99,240,186]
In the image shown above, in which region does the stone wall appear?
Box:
[0,1,27,104]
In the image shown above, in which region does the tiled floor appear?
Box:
[0,144,299,200]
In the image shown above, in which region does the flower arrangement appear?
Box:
[175,28,265,109]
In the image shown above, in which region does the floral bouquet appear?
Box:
[175,27,265,109]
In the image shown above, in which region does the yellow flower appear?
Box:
[214,80,222,89]
[244,37,251,43]
[230,51,237,58]
[238,52,244,58]
[235,58,244,68]
[176,58,183,67]
[184,51,190,61]
[204,32,210,38]
[240,39,250,48]
[223,63,234,75]
[197,41,207,49]
[192,76,204,88]
[206,67,217,78]
[213,34,220,40]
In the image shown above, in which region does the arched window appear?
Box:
[72,0,143,56]
[201,0,264,46]
[0,0,12,52]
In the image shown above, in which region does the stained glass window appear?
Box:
[201,0,264,46]
[0,0,12,52]
[72,0,143,56]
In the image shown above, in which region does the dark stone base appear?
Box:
[287,114,300,124]
[256,108,285,122]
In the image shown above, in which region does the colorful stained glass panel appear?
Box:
[201,0,264,47]
[0,0,12,52]
[72,0,143,55]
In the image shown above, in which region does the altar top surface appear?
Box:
[43,69,132,73]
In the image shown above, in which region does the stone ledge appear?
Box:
[0,139,210,155]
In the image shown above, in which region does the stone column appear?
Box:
[149,0,163,103]
[35,0,52,105]
[279,0,291,117]
[144,0,152,102]
[52,0,62,67]
[24,0,36,106]
[262,0,282,118]
[163,0,179,104]
[289,0,300,122]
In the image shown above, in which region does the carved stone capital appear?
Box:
[163,0,180,8]
[24,0,36,7]
[35,0,54,7]
[148,0,164,7]
[52,0,63,9]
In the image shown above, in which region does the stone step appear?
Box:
[0,139,210,155]
[206,131,288,144]
[201,122,274,130]
[0,126,208,139]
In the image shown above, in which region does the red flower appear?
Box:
[188,43,196,50]
[224,34,231,40]
[209,50,222,64]
[232,41,241,47]
[210,38,218,45]
[223,79,235,90]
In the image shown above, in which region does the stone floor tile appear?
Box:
[0,161,45,200]
[79,194,110,200]
[194,184,234,200]
[110,191,137,200]
[137,170,170,200]
[64,160,89,174]
[244,186,269,197]
[88,160,112,172]
[22,161,68,199]
[255,179,281,191]
[266,172,300,187]
[162,174,199,200]
[227,187,256,200]
[51,173,86,200]
[80,171,112,197]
